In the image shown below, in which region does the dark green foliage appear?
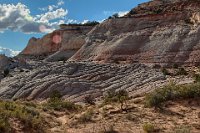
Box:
[102,125,119,133]
[145,83,200,108]
[3,68,9,77]
[176,67,188,75]
[84,95,95,105]
[173,64,179,69]
[58,57,66,63]
[152,64,161,69]
[174,125,191,133]
[153,9,162,14]
[143,123,155,133]
[185,19,193,25]
[194,74,200,82]
[49,90,62,101]
[0,101,45,132]
[45,90,81,111]
[161,68,170,76]
[104,90,129,111]
[112,13,119,18]
[78,109,94,123]
[59,21,99,28]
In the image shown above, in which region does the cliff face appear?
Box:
[70,0,200,66]
[20,25,94,60]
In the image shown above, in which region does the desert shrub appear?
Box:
[143,122,155,133]
[112,13,119,18]
[104,90,129,111]
[0,115,11,133]
[84,95,95,105]
[174,125,191,133]
[78,109,94,123]
[154,9,162,14]
[45,90,81,111]
[176,68,188,75]
[58,57,66,63]
[193,74,200,82]
[49,90,62,102]
[152,64,161,69]
[102,125,119,133]
[3,68,9,77]
[145,83,200,108]
[185,19,193,25]
[126,113,138,122]
[173,63,179,69]
[161,68,170,75]
[145,83,175,108]
[0,101,45,132]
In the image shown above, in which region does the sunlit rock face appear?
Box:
[70,0,200,66]
[20,25,94,60]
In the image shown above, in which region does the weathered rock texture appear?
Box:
[70,0,200,66]
[0,61,165,101]
[0,55,11,70]
[20,25,94,61]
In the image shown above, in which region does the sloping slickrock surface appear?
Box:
[70,0,200,66]
[0,61,165,101]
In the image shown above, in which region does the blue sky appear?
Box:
[0,0,149,51]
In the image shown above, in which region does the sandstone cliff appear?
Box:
[70,0,200,66]
[20,25,94,61]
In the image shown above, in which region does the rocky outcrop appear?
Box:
[0,55,11,70]
[0,61,165,101]
[20,25,94,61]
[70,0,200,66]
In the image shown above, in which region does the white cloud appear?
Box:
[57,0,64,6]
[118,11,129,17]
[81,20,89,24]
[0,3,68,34]
[66,19,78,24]
[103,10,129,17]
[38,8,68,23]
[0,46,20,57]
[39,0,65,11]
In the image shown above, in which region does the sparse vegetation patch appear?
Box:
[145,83,200,108]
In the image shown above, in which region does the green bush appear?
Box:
[103,90,129,111]
[84,95,95,105]
[161,68,170,76]
[176,68,188,75]
[45,90,81,111]
[102,125,118,133]
[173,64,179,69]
[145,83,200,108]
[0,101,45,132]
[143,122,155,133]
[3,69,9,77]
[193,74,200,82]
[78,109,94,123]
[174,125,191,133]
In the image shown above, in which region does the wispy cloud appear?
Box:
[0,46,20,57]
[39,0,65,11]
[0,2,67,34]
[103,10,129,17]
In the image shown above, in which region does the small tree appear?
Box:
[3,69,9,77]
[116,90,129,112]
[49,90,62,103]
[84,95,95,105]
[112,13,119,18]
[161,68,170,76]
[104,90,129,111]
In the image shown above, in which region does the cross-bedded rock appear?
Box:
[0,61,165,102]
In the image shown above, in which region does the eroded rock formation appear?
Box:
[0,61,165,101]
[70,0,200,66]
[20,25,94,61]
